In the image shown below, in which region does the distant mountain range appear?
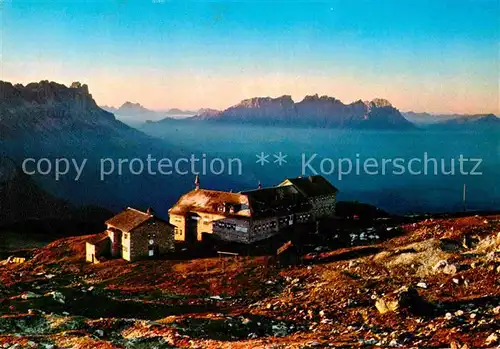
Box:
[438,113,500,126]
[102,97,499,130]
[101,102,197,121]
[144,95,498,129]
[403,112,500,126]
[188,95,414,129]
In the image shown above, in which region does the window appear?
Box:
[236,226,248,233]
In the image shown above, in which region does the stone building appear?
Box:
[169,175,338,244]
[86,207,175,262]
[169,187,251,243]
[278,175,338,219]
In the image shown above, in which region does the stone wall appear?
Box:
[214,216,289,244]
[213,218,252,243]
[126,219,174,262]
[310,194,337,219]
[249,217,281,243]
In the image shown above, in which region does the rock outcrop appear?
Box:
[0,80,124,138]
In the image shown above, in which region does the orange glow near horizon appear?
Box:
[2,61,499,115]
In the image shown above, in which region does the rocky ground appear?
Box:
[0,214,499,348]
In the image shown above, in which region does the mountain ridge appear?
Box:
[189,95,414,129]
[0,80,133,139]
[100,103,197,120]
[403,111,499,125]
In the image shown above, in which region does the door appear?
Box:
[185,213,200,243]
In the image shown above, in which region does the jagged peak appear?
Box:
[278,94,294,101]
[352,99,367,106]
[10,80,91,94]
[197,108,220,114]
[237,95,295,107]
[301,94,321,102]
[0,80,97,106]
[120,101,145,108]
[300,94,340,103]
[368,98,393,108]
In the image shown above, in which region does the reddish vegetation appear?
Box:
[0,214,499,348]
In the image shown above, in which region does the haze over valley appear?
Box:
[1,80,499,220]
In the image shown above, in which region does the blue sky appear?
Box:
[1,0,499,113]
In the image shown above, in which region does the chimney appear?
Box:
[146,207,154,216]
[194,175,200,190]
[258,181,262,189]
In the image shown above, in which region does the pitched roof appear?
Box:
[280,176,338,197]
[105,207,153,232]
[169,189,251,216]
[242,185,310,217]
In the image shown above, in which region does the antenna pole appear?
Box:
[463,183,467,212]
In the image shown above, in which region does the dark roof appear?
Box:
[169,189,251,216]
[105,207,153,232]
[281,176,338,197]
[169,176,336,219]
[242,185,310,217]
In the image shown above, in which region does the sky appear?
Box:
[1,0,499,114]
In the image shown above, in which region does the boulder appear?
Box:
[443,264,457,275]
[46,291,65,304]
[375,297,399,314]
[375,287,434,316]
[433,260,457,275]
